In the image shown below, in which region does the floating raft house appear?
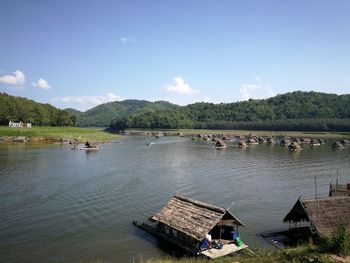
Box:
[283,196,350,236]
[135,195,247,259]
[329,183,350,197]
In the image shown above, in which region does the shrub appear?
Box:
[318,225,350,256]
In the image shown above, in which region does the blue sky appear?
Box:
[1,0,349,111]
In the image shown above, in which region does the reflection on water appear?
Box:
[0,137,349,263]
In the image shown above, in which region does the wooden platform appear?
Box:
[201,243,248,259]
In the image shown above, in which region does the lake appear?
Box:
[0,136,349,263]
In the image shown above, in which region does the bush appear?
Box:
[318,225,350,256]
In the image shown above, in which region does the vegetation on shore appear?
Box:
[110,91,350,132]
[0,126,120,142]
[145,246,329,263]
[126,128,350,139]
[0,92,76,126]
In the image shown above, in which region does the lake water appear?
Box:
[1,136,349,263]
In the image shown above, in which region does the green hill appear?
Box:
[0,93,76,126]
[63,108,82,118]
[110,91,350,131]
[75,99,178,127]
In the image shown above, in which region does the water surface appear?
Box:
[0,136,349,262]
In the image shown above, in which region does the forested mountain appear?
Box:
[75,100,178,127]
[2,91,350,131]
[110,91,350,131]
[0,93,76,126]
[64,108,82,118]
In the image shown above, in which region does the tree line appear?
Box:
[110,91,350,132]
[0,93,76,126]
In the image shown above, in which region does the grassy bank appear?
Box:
[146,226,350,263]
[127,128,350,139]
[146,246,343,263]
[0,126,121,142]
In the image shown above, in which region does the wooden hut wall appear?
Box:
[157,222,198,246]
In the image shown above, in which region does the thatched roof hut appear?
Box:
[341,139,350,145]
[300,138,311,144]
[266,137,275,144]
[283,196,350,236]
[151,195,245,242]
[310,139,320,146]
[318,138,326,144]
[280,139,291,146]
[288,142,302,151]
[246,138,258,144]
[215,139,226,148]
[238,140,247,148]
[258,137,267,143]
[332,142,344,149]
[291,137,301,143]
[329,183,350,197]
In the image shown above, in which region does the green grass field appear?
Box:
[0,126,121,142]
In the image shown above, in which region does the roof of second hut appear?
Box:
[151,195,245,241]
[283,196,350,236]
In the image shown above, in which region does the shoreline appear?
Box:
[125,128,350,139]
[1,126,349,144]
[0,126,121,144]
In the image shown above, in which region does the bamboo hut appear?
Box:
[134,195,247,258]
[329,183,350,197]
[280,139,291,146]
[332,142,344,149]
[258,137,267,144]
[310,139,320,146]
[235,135,243,140]
[341,139,350,145]
[300,138,311,144]
[288,142,302,151]
[318,138,326,144]
[215,139,227,149]
[291,137,301,143]
[283,196,350,237]
[266,137,275,144]
[246,138,258,145]
[238,140,247,148]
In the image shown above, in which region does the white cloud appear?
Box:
[165,77,199,95]
[54,92,122,106]
[202,97,210,102]
[120,37,135,44]
[32,78,51,89]
[0,70,25,86]
[239,80,275,101]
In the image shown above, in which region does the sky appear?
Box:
[0,0,350,111]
